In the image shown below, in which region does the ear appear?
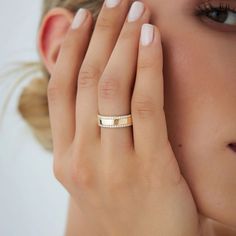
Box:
[37,7,74,74]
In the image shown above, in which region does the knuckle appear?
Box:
[78,64,100,89]
[99,75,120,100]
[120,28,135,41]
[138,57,155,70]
[163,153,183,187]
[53,160,64,183]
[70,158,94,189]
[61,35,74,51]
[107,173,129,194]
[96,15,113,31]
[47,81,61,104]
[132,95,156,119]
[105,166,133,195]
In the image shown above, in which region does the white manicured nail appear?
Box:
[71,8,87,29]
[105,0,121,8]
[141,23,154,46]
[128,1,144,22]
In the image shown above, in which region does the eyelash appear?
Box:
[195,1,236,18]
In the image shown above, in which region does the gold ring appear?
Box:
[97,114,133,128]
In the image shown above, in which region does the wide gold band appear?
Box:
[97,114,133,128]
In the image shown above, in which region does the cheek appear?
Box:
[163,32,236,226]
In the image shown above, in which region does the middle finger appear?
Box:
[75,0,132,143]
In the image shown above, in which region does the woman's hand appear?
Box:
[47,0,201,235]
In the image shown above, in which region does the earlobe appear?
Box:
[37,7,74,74]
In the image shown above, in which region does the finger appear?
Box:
[98,1,151,153]
[74,0,132,145]
[47,8,93,157]
[132,24,169,158]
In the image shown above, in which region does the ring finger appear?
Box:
[98,1,151,152]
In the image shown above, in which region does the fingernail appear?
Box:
[128,1,145,22]
[71,8,88,29]
[141,23,154,46]
[105,0,121,8]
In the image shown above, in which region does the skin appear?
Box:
[38,0,236,235]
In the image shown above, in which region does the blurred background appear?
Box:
[0,0,69,235]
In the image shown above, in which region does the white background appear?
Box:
[0,0,69,235]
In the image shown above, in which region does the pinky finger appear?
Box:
[47,9,93,157]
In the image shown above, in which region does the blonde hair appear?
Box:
[5,0,103,152]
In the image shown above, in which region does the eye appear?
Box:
[207,9,236,24]
[195,2,236,26]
